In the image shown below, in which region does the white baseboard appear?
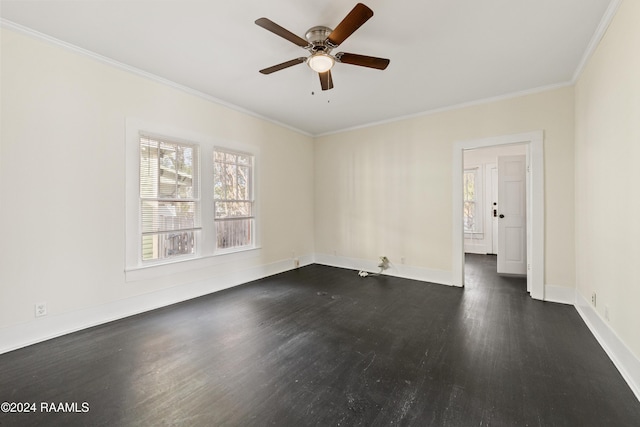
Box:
[0,255,314,355]
[314,253,453,286]
[575,293,640,402]
[463,246,489,255]
[544,284,575,305]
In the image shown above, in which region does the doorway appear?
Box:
[452,131,544,300]
[463,145,528,277]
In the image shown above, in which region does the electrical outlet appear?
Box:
[35,302,47,317]
[591,292,597,307]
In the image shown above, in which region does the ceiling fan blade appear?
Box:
[319,70,334,91]
[255,17,309,48]
[259,57,306,74]
[336,52,390,70]
[326,3,374,48]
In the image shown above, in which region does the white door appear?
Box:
[497,155,527,275]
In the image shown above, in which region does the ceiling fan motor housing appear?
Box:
[305,26,333,51]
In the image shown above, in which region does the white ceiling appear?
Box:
[1,0,614,135]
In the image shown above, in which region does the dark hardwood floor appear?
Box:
[1,255,639,426]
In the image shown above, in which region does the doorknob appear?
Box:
[499,214,505,218]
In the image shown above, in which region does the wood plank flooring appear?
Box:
[1,255,639,426]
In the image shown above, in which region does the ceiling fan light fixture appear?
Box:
[307,53,335,73]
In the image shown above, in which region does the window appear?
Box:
[213,148,254,250]
[126,119,260,276]
[463,167,482,233]
[139,135,200,262]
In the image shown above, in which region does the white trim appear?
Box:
[452,144,465,287]
[0,18,312,138]
[125,246,263,282]
[0,254,314,355]
[575,293,640,402]
[571,0,622,83]
[544,284,576,305]
[315,82,572,138]
[452,131,545,300]
[528,136,545,299]
[314,253,452,286]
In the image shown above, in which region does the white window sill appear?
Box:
[125,246,262,282]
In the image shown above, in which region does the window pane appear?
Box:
[141,234,157,261]
[141,201,197,233]
[464,201,476,232]
[464,171,475,202]
[224,164,236,199]
[215,201,252,219]
[141,137,199,201]
[140,141,158,199]
[216,219,252,249]
[142,231,196,261]
[463,168,482,233]
[237,155,250,165]
[237,166,249,200]
[213,162,224,200]
[158,144,177,198]
[175,145,196,198]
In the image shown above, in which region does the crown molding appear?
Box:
[571,0,622,83]
[315,81,573,138]
[0,18,313,138]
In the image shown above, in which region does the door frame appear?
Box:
[452,131,544,300]
[486,163,498,255]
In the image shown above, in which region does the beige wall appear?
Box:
[0,29,315,329]
[315,86,575,287]
[575,0,640,359]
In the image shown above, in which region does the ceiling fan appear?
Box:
[255,3,390,91]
